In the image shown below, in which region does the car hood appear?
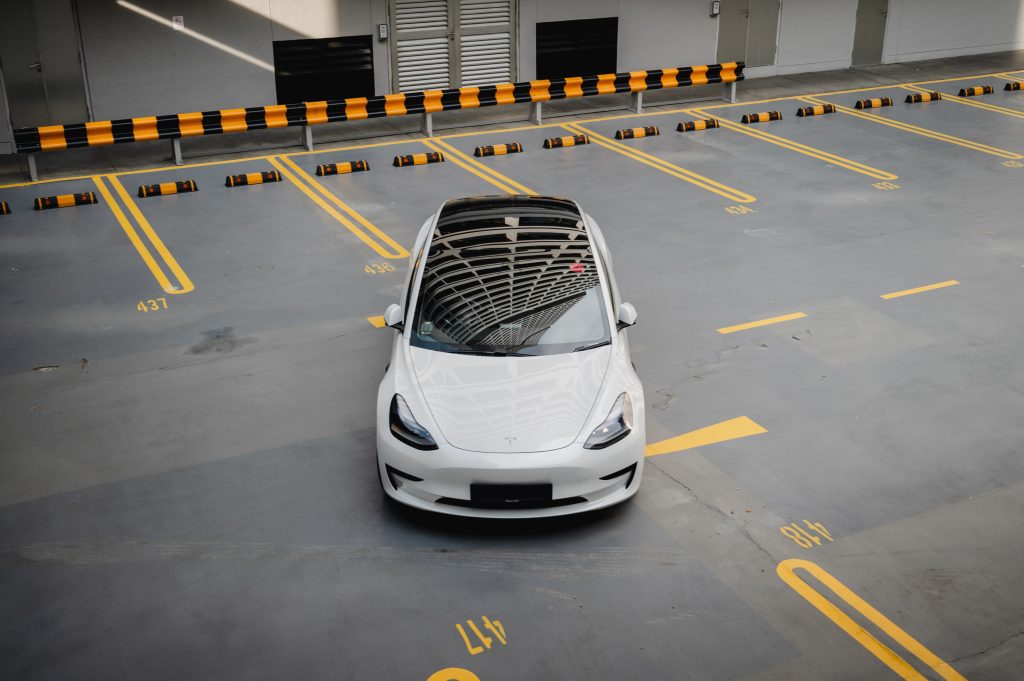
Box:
[410,346,612,453]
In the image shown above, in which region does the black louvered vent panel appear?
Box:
[273,35,374,104]
[535,17,617,80]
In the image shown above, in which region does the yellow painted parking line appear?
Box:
[717,311,806,335]
[999,73,1024,83]
[645,416,767,457]
[564,122,757,203]
[802,96,1024,160]
[102,174,195,294]
[269,156,408,259]
[880,279,959,299]
[778,559,968,681]
[93,176,178,294]
[903,84,1024,120]
[367,315,386,328]
[425,138,537,195]
[689,107,898,181]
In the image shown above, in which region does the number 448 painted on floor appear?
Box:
[456,616,506,655]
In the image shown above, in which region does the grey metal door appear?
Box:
[746,0,780,67]
[852,0,889,66]
[716,0,750,64]
[0,0,89,127]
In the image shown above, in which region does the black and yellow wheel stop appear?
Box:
[474,143,523,157]
[677,119,720,132]
[614,126,660,139]
[138,180,198,198]
[796,104,836,117]
[958,85,993,97]
[543,134,589,149]
[1005,82,1022,92]
[854,97,893,109]
[225,170,281,187]
[905,92,942,103]
[0,201,10,215]
[393,152,444,167]
[741,111,782,124]
[33,191,97,210]
[316,160,370,176]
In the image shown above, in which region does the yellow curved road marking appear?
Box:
[270,155,408,259]
[565,122,756,203]
[778,559,968,681]
[690,107,898,181]
[426,138,537,195]
[802,96,1023,160]
[645,416,766,457]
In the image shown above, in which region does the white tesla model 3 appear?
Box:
[376,195,645,518]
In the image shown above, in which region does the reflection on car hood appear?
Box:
[410,346,611,453]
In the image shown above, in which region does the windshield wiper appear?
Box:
[573,339,612,352]
[449,349,528,357]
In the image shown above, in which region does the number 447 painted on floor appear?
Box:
[456,616,506,655]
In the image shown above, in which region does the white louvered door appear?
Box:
[457,0,514,87]
[389,0,516,92]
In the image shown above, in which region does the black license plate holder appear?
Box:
[470,483,553,503]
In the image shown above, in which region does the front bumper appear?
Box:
[376,428,645,518]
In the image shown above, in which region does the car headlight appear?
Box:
[390,394,438,450]
[584,392,633,449]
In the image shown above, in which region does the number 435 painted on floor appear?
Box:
[456,616,506,655]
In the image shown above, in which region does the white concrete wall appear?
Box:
[883,0,1024,63]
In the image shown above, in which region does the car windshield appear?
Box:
[409,203,611,357]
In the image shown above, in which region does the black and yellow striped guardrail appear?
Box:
[958,85,993,97]
[138,180,198,197]
[614,126,659,139]
[796,104,836,117]
[225,170,281,187]
[34,192,98,210]
[677,119,719,132]
[13,63,744,154]
[543,134,590,149]
[854,97,893,109]
[393,152,444,167]
[905,92,941,103]
[474,143,523,157]
[741,111,782,124]
[316,160,370,176]
[0,201,10,215]
[1006,82,1022,92]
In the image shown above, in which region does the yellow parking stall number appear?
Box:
[364,262,396,275]
[136,297,168,313]
[780,519,833,549]
[1003,160,1024,168]
[873,181,900,190]
[725,205,755,215]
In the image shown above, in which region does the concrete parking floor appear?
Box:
[1,55,1023,680]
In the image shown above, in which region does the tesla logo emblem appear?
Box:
[504,436,517,446]
[570,263,584,273]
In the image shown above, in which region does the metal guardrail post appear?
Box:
[724,81,737,103]
[421,112,433,137]
[172,138,183,166]
[26,153,38,182]
[630,91,643,114]
[530,101,542,125]
[303,125,314,151]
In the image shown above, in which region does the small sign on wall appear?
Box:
[172,15,184,30]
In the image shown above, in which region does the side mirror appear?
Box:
[617,302,637,330]
[384,303,405,331]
